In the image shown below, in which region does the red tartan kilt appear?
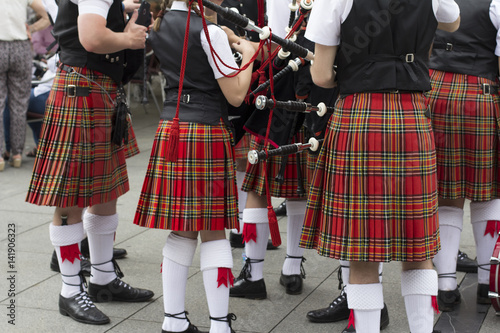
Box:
[26,66,129,208]
[242,129,309,199]
[134,119,239,231]
[427,70,500,201]
[234,132,251,160]
[300,93,439,262]
[123,117,140,159]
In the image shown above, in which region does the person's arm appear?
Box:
[29,0,51,34]
[437,16,460,32]
[310,43,338,89]
[78,10,147,53]
[217,38,255,107]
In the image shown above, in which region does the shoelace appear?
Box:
[330,287,346,307]
[285,255,306,279]
[116,278,132,290]
[75,291,96,311]
[91,258,124,279]
[238,257,264,280]
[210,313,237,329]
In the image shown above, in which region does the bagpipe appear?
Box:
[248,137,322,165]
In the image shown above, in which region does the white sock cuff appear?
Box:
[200,239,233,271]
[163,233,198,267]
[50,222,85,247]
[401,269,438,297]
[470,199,500,223]
[286,200,307,216]
[438,206,464,229]
[346,283,384,310]
[83,212,119,234]
[243,208,268,224]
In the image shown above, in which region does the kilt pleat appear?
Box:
[300,93,439,262]
[234,132,251,160]
[134,119,239,231]
[26,66,130,208]
[241,129,309,199]
[427,70,500,201]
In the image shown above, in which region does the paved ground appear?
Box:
[1,82,499,332]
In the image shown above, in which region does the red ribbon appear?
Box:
[59,243,81,264]
[242,223,257,243]
[484,220,500,237]
[217,267,235,288]
[347,309,355,329]
[432,295,440,314]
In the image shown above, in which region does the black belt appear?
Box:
[59,63,91,97]
[481,83,498,95]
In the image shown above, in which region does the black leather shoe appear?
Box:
[456,250,477,273]
[59,292,110,325]
[50,250,91,276]
[230,278,267,299]
[274,200,287,216]
[162,324,207,333]
[88,278,154,303]
[80,238,128,260]
[280,272,303,295]
[341,304,389,332]
[306,289,349,323]
[437,288,461,312]
[477,283,490,304]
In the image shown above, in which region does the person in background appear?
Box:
[0,0,50,171]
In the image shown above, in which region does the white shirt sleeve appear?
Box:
[304,0,351,46]
[433,0,460,23]
[201,25,238,80]
[77,0,113,19]
[490,0,500,56]
[267,0,292,39]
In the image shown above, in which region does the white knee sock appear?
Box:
[83,211,119,285]
[470,200,500,285]
[346,283,383,333]
[401,269,438,333]
[162,233,198,332]
[282,201,306,275]
[233,171,247,234]
[50,222,85,298]
[243,208,269,281]
[201,239,233,333]
[432,206,463,290]
[340,262,383,286]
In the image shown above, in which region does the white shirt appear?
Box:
[267,0,293,39]
[0,0,34,41]
[34,54,58,97]
[489,0,500,55]
[171,1,238,79]
[71,0,113,18]
[42,0,59,22]
[305,0,460,47]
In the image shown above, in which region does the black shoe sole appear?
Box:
[59,306,110,325]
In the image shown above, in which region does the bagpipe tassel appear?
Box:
[267,205,281,247]
[166,118,180,162]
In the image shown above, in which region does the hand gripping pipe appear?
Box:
[200,0,314,61]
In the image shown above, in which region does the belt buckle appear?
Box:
[405,53,414,63]
[446,43,453,51]
[67,85,76,98]
[182,94,190,103]
[482,83,491,95]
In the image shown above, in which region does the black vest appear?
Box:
[429,0,498,81]
[53,0,125,83]
[151,10,228,125]
[336,0,437,95]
